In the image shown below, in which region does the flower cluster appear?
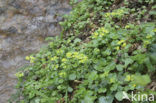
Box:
[66,52,88,63]
[25,56,35,63]
[117,40,125,45]
[146,34,152,39]
[125,75,137,88]
[116,39,127,50]
[15,72,24,78]
[125,75,133,82]
[143,33,155,48]
[59,72,66,77]
[62,58,67,62]
[56,49,63,55]
[50,56,58,61]
[92,27,109,39]
[125,25,130,29]
[105,9,125,18]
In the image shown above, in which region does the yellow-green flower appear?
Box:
[51,56,58,61]
[100,71,109,78]
[59,72,66,77]
[116,46,120,50]
[133,84,136,88]
[122,43,126,48]
[92,27,109,39]
[25,56,30,61]
[73,52,79,56]
[29,56,35,63]
[75,55,80,59]
[92,32,99,38]
[153,28,156,32]
[15,72,24,78]
[101,33,105,36]
[62,58,67,62]
[144,40,150,45]
[101,72,109,78]
[105,9,124,18]
[30,60,34,63]
[56,49,63,54]
[30,56,35,60]
[101,27,109,34]
[79,59,85,63]
[115,9,124,16]
[105,13,111,17]
[146,35,152,39]
[51,58,54,61]
[84,56,88,60]
[66,52,88,63]
[111,12,116,16]
[125,25,130,29]
[125,75,131,81]
[67,39,71,43]
[79,57,88,63]
[118,9,124,13]
[66,52,72,58]
[94,32,98,36]
[143,40,150,48]
[117,40,125,45]
[55,64,59,69]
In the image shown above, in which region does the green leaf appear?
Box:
[98,88,107,93]
[68,87,73,92]
[69,74,76,80]
[116,65,123,71]
[132,74,151,86]
[144,57,155,72]
[124,58,133,66]
[150,44,156,52]
[58,79,64,83]
[150,53,156,64]
[83,96,94,103]
[99,96,113,103]
[106,62,116,71]
[88,71,98,82]
[74,38,81,44]
[35,98,40,103]
[115,91,124,101]
[110,84,118,91]
[149,10,156,15]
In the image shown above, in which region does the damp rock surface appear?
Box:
[0,0,71,102]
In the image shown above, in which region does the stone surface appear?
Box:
[0,0,71,102]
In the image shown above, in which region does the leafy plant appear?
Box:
[11,0,156,103]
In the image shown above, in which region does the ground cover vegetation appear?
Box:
[10,0,156,103]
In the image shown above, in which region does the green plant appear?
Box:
[11,0,156,103]
[11,22,156,103]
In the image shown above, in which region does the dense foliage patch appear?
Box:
[11,0,156,103]
[60,0,155,38]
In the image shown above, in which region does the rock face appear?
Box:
[0,0,71,102]
[0,0,71,36]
